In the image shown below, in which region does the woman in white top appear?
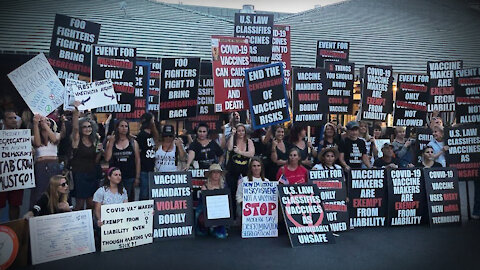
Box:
[154,125,186,172]
[30,114,64,208]
[93,167,128,227]
[236,157,269,217]
[313,147,342,170]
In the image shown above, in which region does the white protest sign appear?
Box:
[64,78,87,111]
[241,181,278,238]
[375,139,391,158]
[72,79,117,110]
[0,129,35,192]
[206,195,231,219]
[29,210,95,265]
[7,53,64,116]
[101,200,154,252]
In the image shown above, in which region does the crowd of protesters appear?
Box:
[1,105,479,241]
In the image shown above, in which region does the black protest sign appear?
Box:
[149,172,194,240]
[278,184,334,247]
[316,40,349,68]
[394,74,429,127]
[234,13,274,66]
[308,169,349,232]
[445,124,480,181]
[454,67,480,124]
[92,45,136,113]
[202,188,234,227]
[361,65,393,121]
[349,169,388,228]
[189,169,208,207]
[116,61,150,119]
[145,59,160,112]
[184,61,223,133]
[427,60,463,112]
[292,67,327,126]
[414,127,433,164]
[246,63,290,129]
[325,62,355,114]
[49,14,100,81]
[160,57,200,120]
[387,168,426,226]
[424,167,461,226]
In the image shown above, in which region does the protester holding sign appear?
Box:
[186,123,224,170]
[289,125,316,169]
[236,157,269,217]
[154,125,186,172]
[339,121,371,171]
[93,167,128,227]
[70,103,102,210]
[427,125,447,167]
[0,111,25,220]
[104,120,140,202]
[313,147,342,170]
[276,148,308,184]
[196,164,228,238]
[392,127,414,167]
[24,175,71,218]
[30,114,63,208]
[136,113,159,200]
[408,145,442,168]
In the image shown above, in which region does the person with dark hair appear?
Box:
[276,148,308,184]
[267,125,291,182]
[70,103,103,210]
[289,125,316,169]
[104,119,140,202]
[24,175,71,218]
[93,167,128,227]
[185,122,224,169]
[318,122,340,150]
[339,121,371,171]
[408,145,442,168]
[373,124,384,139]
[236,157,269,217]
[136,113,160,200]
[373,143,399,169]
[155,124,186,172]
[1,110,25,220]
[313,147,342,170]
[30,114,63,208]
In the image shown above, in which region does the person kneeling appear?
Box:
[24,175,71,218]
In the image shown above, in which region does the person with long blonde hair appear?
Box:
[24,175,71,218]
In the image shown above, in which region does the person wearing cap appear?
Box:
[373,142,399,169]
[195,164,228,239]
[338,121,371,171]
[313,147,342,170]
[154,124,186,172]
[136,113,160,200]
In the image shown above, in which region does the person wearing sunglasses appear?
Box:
[154,124,186,172]
[24,175,71,218]
[70,102,102,210]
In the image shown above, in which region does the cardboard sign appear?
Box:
[445,124,480,180]
[149,172,194,240]
[316,40,349,68]
[63,78,87,111]
[185,61,223,133]
[278,184,334,247]
[8,53,64,116]
[308,169,350,232]
[427,60,463,112]
[272,25,291,90]
[454,67,480,124]
[246,63,290,129]
[189,169,208,206]
[146,59,161,112]
[424,167,461,226]
[29,210,95,264]
[292,67,327,126]
[71,79,117,110]
[361,65,393,121]
[48,14,101,81]
[349,169,387,228]
[0,129,35,192]
[160,57,200,120]
[212,35,250,113]
[92,45,136,113]
[101,200,154,252]
[325,62,355,114]
[234,13,274,66]
[387,168,426,226]
[394,74,429,127]
[202,188,233,227]
[241,181,278,238]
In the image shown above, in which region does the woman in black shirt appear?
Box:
[24,175,71,218]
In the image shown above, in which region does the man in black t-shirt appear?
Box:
[373,142,399,169]
[339,121,371,170]
[136,113,159,200]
